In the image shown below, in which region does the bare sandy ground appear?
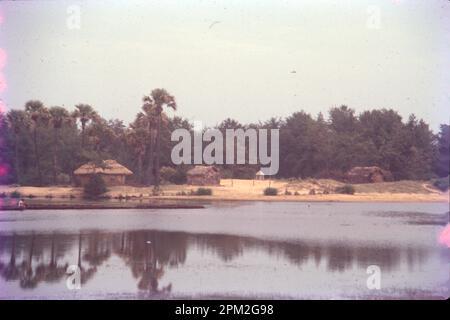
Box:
[1,179,448,203]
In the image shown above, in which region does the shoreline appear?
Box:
[0,192,448,211]
[0,202,205,211]
[0,179,448,209]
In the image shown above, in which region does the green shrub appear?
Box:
[195,188,212,196]
[160,166,177,183]
[264,187,278,196]
[10,190,21,198]
[433,177,449,192]
[335,184,355,195]
[171,167,188,184]
[83,175,108,198]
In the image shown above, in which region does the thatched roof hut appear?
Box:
[346,166,392,184]
[74,160,133,186]
[187,166,220,186]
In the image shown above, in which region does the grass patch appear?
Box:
[353,180,431,194]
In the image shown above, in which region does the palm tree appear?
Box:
[72,104,98,148]
[127,113,149,184]
[143,89,176,189]
[6,110,29,184]
[25,100,49,186]
[85,117,115,152]
[49,106,71,184]
[140,101,158,185]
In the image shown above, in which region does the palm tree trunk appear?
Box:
[137,153,143,185]
[78,233,82,268]
[33,128,43,186]
[50,233,56,267]
[14,133,20,184]
[28,233,35,271]
[10,233,16,266]
[81,121,86,148]
[146,131,154,186]
[154,115,162,189]
[52,128,59,184]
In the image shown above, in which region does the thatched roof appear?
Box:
[346,166,392,183]
[347,166,384,176]
[74,160,133,176]
[187,166,219,176]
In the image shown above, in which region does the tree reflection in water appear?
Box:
[0,230,433,295]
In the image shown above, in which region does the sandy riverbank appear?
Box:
[0,179,448,203]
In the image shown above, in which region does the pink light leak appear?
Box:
[0,100,5,113]
[0,164,8,177]
[0,49,6,69]
[0,73,6,92]
[438,224,450,248]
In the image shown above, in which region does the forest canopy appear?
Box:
[0,95,448,186]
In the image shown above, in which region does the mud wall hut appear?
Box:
[186,166,220,186]
[346,166,392,184]
[74,160,133,187]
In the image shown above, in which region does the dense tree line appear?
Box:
[0,89,187,186]
[215,106,448,181]
[0,92,448,186]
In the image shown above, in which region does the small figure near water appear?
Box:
[17,199,26,210]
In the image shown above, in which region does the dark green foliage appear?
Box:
[195,188,212,196]
[0,102,448,187]
[335,184,355,195]
[162,166,188,184]
[83,174,108,198]
[264,187,278,196]
[277,107,443,181]
[10,190,21,198]
[432,177,449,192]
[171,168,187,184]
[160,166,176,183]
[435,125,449,178]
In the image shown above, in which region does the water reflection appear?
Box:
[0,229,440,298]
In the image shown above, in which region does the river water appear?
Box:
[0,201,448,299]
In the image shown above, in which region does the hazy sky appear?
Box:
[0,0,449,131]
